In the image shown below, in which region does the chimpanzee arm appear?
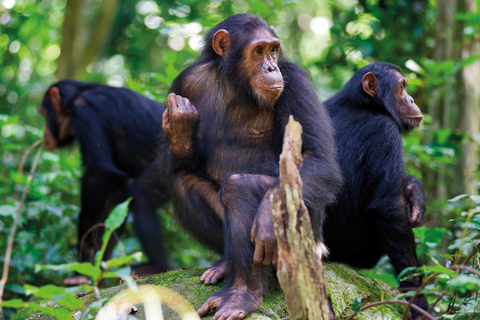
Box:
[249,62,342,263]
[162,93,225,224]
[69,96,124,176]
[277,62,343,214]
[402,175,426,227]
[363,122,428,316]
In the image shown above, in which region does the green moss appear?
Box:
[15,264,404,320]
[325,263,403,319]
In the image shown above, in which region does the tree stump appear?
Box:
[272,116,335,320]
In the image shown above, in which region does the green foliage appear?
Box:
[1,0,480,319]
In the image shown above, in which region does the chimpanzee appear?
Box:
[322,62,428,319]
[162,14,342,320]
[39,80,171,286]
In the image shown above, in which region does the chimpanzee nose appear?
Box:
[267,64,276,72]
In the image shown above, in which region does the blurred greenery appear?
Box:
[1,0,480,319]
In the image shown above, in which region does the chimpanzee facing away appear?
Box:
[39,80,171,286]
[162,14,342,320]
[323,62,428,319]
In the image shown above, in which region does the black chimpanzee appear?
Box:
[39,80,171,286]
[162,14,342,320]
[323,62,428,319]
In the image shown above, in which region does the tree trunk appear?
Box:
[459,0,480,195]
[272,116,335,320]
[78,0,120,76]
[55,0,82,79]
[426,0,463,199]
[55,0,119,79]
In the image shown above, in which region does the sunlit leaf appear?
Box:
[359,269,398,287]
[105,251,143,269]
[35,262,101,278]
[104,198,131,230]
[448,194,469,202]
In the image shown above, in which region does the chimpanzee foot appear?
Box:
[63,275,91,287]
[201,260,227,285]
[197,286,262,320]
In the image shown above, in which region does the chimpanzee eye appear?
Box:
[271,46,277,54]
[255,47,263,55]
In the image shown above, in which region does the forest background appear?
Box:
[0,0,480,318]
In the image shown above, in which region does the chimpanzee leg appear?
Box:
[171,171,225,254]
[380,212,429,319]
[64,168,127,286]
[198,174,276,320]
[130,159,171,275]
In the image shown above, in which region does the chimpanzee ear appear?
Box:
[212,29,231,57]
[362,72,377,97]
[48,86,62,113]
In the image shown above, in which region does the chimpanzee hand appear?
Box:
[404,179,425,227]
[163,93,199,159]
[250,190,277,266]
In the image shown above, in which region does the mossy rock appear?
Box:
[17,263,403,319]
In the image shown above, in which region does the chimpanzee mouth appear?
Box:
[259,85,283,92]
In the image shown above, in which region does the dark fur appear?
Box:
[323,62,428,318]
[42,80,170,271]
[166,13,341,314]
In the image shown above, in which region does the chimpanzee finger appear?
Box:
[262,243,274,265]
[175,95,187,113]
[166,93,179,121]
[410,207,421,227]
[253,242,264,265]
[162,109,170,131]
[166,93,177,111]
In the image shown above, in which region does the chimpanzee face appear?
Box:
[212,27,284,108]
[362,70,423,132]
[393,71,423,131]
[244,28,283,104]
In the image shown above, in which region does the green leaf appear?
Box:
[0,205,16,216]
[421,265,457,278]
[352,297,362,313]
[448,194,469,202]
[35,262,101,278]
[104,198,131,230]
[359,269,398,287]
[104,267,138,290]
[56,293,84,310]
[450,218,480,227]
[1,299,25,308]
[24,284,66,299]
[469,195,480,204]
[460,54,480,68]
[449,275,480,294]
[105,251,143,269]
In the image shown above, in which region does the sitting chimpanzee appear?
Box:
[39,80,171,286]
[161,14,342,320]
[323,62,428,319]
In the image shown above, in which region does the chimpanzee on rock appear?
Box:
[323,62,428,319]
[39,80,170,286]
[162,14,342,320]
